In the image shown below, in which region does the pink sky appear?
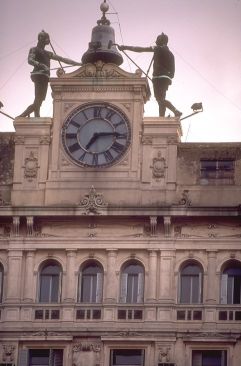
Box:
[1,0,241,142]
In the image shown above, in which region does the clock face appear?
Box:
[62,103,131,168]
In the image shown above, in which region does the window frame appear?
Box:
[38,261,62,304]
[78,261,103,303]
[0,263,4,303]
[220,261,241,304]
[119,261,145,304]
[200,159,235,184]
[178,262,203,304]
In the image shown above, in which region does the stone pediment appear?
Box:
[56,60,143,80]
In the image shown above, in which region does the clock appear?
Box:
[62,103,131,168]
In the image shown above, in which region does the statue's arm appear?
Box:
[118,45,153,53]
[28,48,41,67]
[51,53,82,66]
[28,48,49,71]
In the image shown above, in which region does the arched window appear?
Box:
[0,263,4,303]
[220,260,241,304]
[120,261,144,303]
[179,262,203,304]
[78,261,103,303]
[39,261,62,303]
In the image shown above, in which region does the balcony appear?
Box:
[0,303,241,327]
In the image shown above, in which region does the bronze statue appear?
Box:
[18,30,81,118]
[118,33,182,118]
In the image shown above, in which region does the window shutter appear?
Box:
[192,351,202,366]
[58,272,62,303]
[220,274,228,304]
[78,272,82,302]
[137,272,144,303]
[198,272,202,303]
[96,272,103,303]
[120,273,128,303]
[177,272,181,303]
[52,349,63,366]
[18,349,29,366]
[49,349,54,366]
[0,270,3,302]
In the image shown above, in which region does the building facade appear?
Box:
[0,43,241,366]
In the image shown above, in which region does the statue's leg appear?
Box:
[164,100,182,117]
[32,75,49,117]
[17,104,35,117]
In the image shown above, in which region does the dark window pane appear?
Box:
[177,311,186,320]
[229,311,233,320]
[192,350,227,366]
[235,311,241,321]
[76,309,85,319]
[29,349,49,365]
[134,310,143,319]
[92,309,101,319]
[187,310,192,320]
[35,310,43,320]
[51,309,60,319]
[118,310,126,319]
[112,349,144,366]
[193,310,202,320]
[128,309,132,319]
[41,264,60,275]
[219,311,227,321]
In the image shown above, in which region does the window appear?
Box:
[18,349,63,366]
[200,159,234,184]
[179,263,203,304]
[78,261,103,303]
[39,261,62,303]
[110,349,144,366]
[220,261,241,304]
[0,264,3,303]
[120,261,144,304]
[192,350,227,366]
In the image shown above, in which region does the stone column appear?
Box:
[206,250,217,303]
[6,250,23,302]
[105,250,117,302]
[147,250,158,301]
[159,250,175,302]
[23,251,35,302]
[64,250,77,302]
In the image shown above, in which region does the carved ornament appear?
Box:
[151,151,167,179]
[1,344,16,363]
[23,151,39,181]
[78,186,108,215]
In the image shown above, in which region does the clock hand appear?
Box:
[85,132,99,149]
[85,132,125,150]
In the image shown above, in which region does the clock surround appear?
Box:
[61,102,131,168]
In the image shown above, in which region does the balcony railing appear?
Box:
[1,303,241,324]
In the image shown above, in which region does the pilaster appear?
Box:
[11,117,52,206]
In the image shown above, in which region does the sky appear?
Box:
[0,0,241,142]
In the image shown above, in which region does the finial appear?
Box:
[97,1,110,25]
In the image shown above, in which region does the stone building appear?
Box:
[0,4,241,366]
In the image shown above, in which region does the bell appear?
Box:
[81,1,123,66]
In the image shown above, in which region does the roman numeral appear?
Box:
[81,110,88,120]
[94,107,102,118]
[92,153,98,165]
[79,151,87,161]
[106,109,115,120]
[70,120,80,128]
[111,141,125,153]
[117,133,127,140]
[66,133,76,139]
[103,150,114,162]
[114,119,125,128]
[68,142,80,153]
